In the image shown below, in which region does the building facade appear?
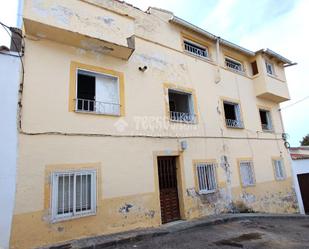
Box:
[10,0,298,248]
[290,147,309,215]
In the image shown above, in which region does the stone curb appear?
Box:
[42,214,308,249]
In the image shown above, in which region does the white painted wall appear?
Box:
[0,52,20,249]
[292,159,309,214]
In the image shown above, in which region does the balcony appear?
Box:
[253,74,290,103]
[23,0,135,59]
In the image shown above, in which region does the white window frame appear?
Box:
[265,61,275,75]
[239,160,255,187]
[223,101,243,128]
[196,163,217,194]
[225,57,243,72]
[273,159,286,180]
[75,68,121,116]
[259,109,273,131]
[183,39,209,59]
[51,169,97,222]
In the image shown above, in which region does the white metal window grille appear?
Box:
[273,160,285,180]
[184,40,208,58]
[265,61,274,75]
[52,170,96,221]
[224,102,243,128]
[196,163,217,194]
[259,109,272,131]
[75,69,120,116]
[225,57,243,72]
[239,161,255,186]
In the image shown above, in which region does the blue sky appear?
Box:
[0,0,308,146]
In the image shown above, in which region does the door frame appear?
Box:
[153,151,186,224]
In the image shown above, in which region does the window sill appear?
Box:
[242,183,256,188]
[169,119,197,125]
[199,189,217,195]
[226,125,244,129]
[262,129,274,133]
[183,51,216,65]
[75,110,121,117]
[224,66,247,77]
[51,211,96,223]
[275,177,286,181]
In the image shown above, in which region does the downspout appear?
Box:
[215,37,221,84]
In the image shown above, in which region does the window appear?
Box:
[273,159,285,180]
[223,101,243,128]
[239,160,255,187]
[259,109,272,131]
[225,57,243,72]
[196,163,217,194]
[265,61,274,75]
[52,170,96,221]
[184,39,208,58]
[168,89,196,123]
[76,69,120,115]
[251,61,259,76]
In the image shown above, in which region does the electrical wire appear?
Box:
[279,96,309,110]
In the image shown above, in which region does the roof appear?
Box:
[169,16,294,65]
[290,153,309,160]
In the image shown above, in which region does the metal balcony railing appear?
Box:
[170,111,196,123]
[225,60,243,72]
[184,43,208,58]
[75,98,120,116]
[225,119,243,128]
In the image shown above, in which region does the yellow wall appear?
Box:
[11,1,297,248]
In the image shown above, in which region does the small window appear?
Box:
[259,109,272,131]
[239,160,255,187]
[196,163,217,194]
[168,89,195,123]
[273,159,285,180]
[184,40,208,58]
[265,61,274,75]
[52,170,96,221]
[225,57,243,72]
[251,61,259,76]
[76,69,120,115]
[223,101,243,128]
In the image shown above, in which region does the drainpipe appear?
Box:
[215,37,221,84]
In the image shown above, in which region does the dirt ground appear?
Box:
[105,217,309,249]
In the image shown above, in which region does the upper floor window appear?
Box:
[239,160,255,187]
[196,163,217,194]
[265,61,274,75]
[273,159,285,180]
[225,57,243,72]
[76,69,120,116]
[184,39,209,59]
[51,169,97,222]
[259,109,272,131]
[223,101,243,128]
[168,89,196,123]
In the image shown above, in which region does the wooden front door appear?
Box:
[157,156,180,224]
[298,173,309,214]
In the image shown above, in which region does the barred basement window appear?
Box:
[273,159,285,180]
[196,163,217,194]
[51,170,96,221]
[184,40,209,58]
[239,160,255,187]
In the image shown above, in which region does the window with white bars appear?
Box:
[184,40,209,59]
[225,57,243,72]
[51,170,96,221]
[273,159,285,180]
[196,163,217,194]
[239,161,255,187]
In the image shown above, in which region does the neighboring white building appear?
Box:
[290,146,309,215]
[0,50,21,249]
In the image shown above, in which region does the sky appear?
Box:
[0,0,308,146]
